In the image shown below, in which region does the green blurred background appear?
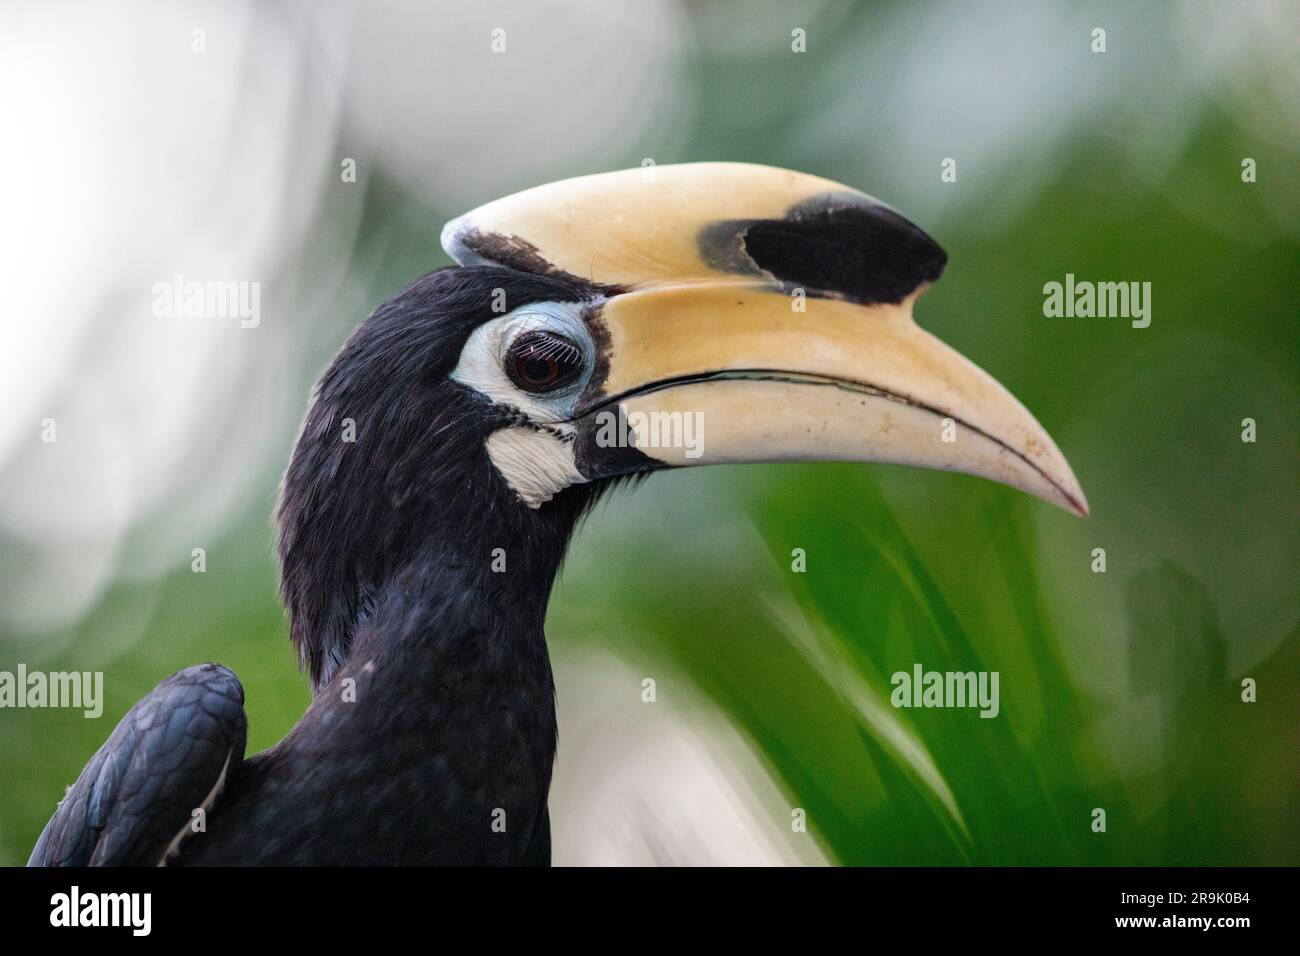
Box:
[1,0,1295,865]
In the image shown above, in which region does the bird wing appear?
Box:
[28,663,247,867]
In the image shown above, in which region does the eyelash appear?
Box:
[505,331,585,392]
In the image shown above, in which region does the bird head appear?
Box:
[279,162,1086,688]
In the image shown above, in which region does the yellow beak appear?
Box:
[443,163,1087,516]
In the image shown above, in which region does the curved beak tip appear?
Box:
[449,163,1094,523]
[1046,459,1089,518]
[1068,487,1091,519]
[1052,490,1089,519]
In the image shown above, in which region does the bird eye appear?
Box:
[505,331,585,393]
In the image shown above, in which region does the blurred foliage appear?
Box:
[1,0,1296,864]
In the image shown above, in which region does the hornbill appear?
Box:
[29,163,1086,866]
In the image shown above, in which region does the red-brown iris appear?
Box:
[505,331,584,393]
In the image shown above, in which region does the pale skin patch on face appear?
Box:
[485,426,587,508]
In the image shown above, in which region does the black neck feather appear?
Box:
[275,266,599,691]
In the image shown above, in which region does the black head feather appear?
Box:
[277,266,607,690]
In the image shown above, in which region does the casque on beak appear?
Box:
[442,162,1088,517]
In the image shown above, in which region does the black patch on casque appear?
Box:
[455,228,627,298]
[698,192,947,305]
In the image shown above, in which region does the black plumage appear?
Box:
[32,267,610,866]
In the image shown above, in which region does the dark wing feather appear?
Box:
[28,663,247,867]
